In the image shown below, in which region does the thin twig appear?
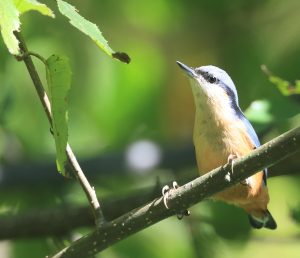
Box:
[50,126,300,258]
[66,144,104,226]
[14,32,104,226]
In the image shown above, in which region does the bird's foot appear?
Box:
[225,153,239,182]
[227,153,239,172]
[226,153,252,188]
[162,181,177,209]
[240,177,253,188]
[162,181,190,220]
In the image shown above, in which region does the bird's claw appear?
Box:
[226,153,252,188]
[227,153,238,173]
[162,185,171,209]
[162,181,190,219]
[225,153,238,182]
[240,177,252,188]
[162,181,179,209]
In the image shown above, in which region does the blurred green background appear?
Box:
[0,0,300,258]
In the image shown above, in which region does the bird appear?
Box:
[176,61,277,229]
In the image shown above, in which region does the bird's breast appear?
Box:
[193,109,254,173]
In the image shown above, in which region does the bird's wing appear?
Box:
[239,114,268,185]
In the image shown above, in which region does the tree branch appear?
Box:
[0,158,295,240]
[49,126,300,258]
[14,32,104,226]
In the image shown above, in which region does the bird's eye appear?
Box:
[203,72,217,84]
[207,75,217,84]
[195,69,218,84]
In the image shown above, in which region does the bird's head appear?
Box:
[177,61,240,114]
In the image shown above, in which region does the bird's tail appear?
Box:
[248,210,277,230]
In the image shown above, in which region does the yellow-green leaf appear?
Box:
[0,0,54,55]
[269,75,290,96]
[261,65,300,96]
[294,80,300,94]
[0,0,20,55]
[56,0,130,63]
[14,0,54,17]
[46,54,72,177]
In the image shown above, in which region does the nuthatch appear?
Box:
[176,61,277,229]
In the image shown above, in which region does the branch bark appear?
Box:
[49,126,300,258]
[14,32,104,226]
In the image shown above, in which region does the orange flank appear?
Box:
[193,109,270,220]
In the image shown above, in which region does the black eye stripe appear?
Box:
[195,70,218,84]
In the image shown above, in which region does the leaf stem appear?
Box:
[14,31,105,227]
[27,51,47,64]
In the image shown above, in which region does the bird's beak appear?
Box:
[176,61,197,78]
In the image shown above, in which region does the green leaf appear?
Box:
[268,75,300,96]
[0,0,20,55]
[0,0,54,55]
[295,80,300,94]
[261,65,300,96]
[46,54,72,177]
[14,0,54,17]
[269,75,290,96]
[56,0,130,63]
